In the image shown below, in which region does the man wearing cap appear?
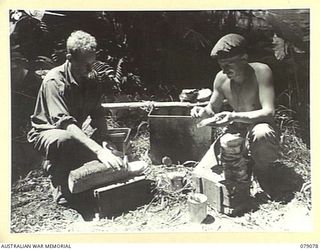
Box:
[191,33,280,199]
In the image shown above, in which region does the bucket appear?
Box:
[167,171,186,191]
[148,107,213,164]
[106,128,131,153]
[187,193,208,223]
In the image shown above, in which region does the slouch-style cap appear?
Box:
[210,33,247,59]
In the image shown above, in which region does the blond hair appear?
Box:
[66,30,97,57]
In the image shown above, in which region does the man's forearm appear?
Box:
[66,123,102,154]
[231,109,274,124]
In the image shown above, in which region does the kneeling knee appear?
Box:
[250,123,278,143]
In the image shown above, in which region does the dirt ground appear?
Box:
[10,129,312,233]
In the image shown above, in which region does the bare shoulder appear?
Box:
[250,62,272,77]
[214,70,229,89]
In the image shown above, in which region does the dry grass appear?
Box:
[275,105,311,209]
[10,106,311,233]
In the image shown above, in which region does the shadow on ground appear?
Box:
[66,191,97,221]
[264,162,304,203]
[226,162,305,217]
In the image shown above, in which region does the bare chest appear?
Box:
[222,79,260,112]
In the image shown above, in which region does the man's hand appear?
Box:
[197,111,234,128]
[97,147,124,171]
[190,106,207,118]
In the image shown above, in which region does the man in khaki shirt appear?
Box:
[191,34,280,199]
[28,30,141,204]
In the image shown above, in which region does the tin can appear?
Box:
[188,193,208,223]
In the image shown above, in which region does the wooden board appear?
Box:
[93,176,154,219]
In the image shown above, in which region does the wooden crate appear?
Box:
[192,166,251,215]
[192,166,223,211]
[93,176,154,219]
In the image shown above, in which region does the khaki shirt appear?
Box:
[27,60,105,143]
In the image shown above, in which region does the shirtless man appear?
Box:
[191,33,280,198]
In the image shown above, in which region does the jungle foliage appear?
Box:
[10,9,310,145]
